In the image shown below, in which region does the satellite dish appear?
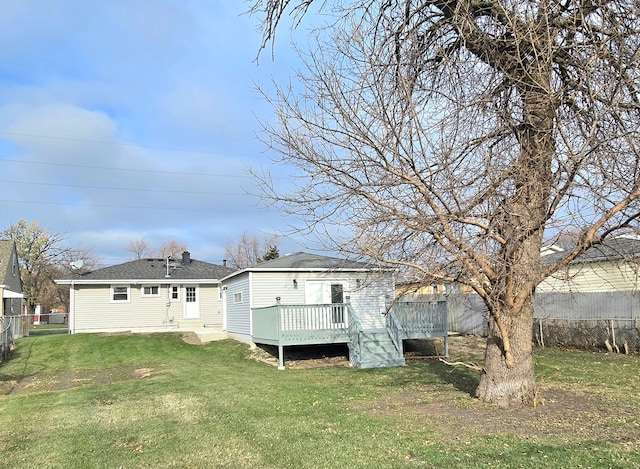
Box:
[70,260,84,269]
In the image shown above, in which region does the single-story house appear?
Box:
[538,237,640,293]
[221,252,448,369]
[56,252,234,334]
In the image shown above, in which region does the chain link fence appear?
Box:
[1,316,16,363]
[438,291,640,353]
[535,318,640,352]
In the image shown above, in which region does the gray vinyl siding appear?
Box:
[349,274,394,328]
[225,273,251,338]
[251,271,307,307]
[250,271,394,328]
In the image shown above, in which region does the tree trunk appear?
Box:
[476,301,535,407]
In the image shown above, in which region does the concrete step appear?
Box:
[178,319,204,329]
[197,330,228,343]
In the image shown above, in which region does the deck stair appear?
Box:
[350,328,405,369]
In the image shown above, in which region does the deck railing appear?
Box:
[252,299,450,367]
[252,303,350,347]
[389,301,448,336]
[388,301,449,356]
[385,309,403,352]
[279,304,348,331]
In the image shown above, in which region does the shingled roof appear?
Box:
[543,237,640,265]
[253,252,368,270]
[59,252,234,283]
[222,252,378,281]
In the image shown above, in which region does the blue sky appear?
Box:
[0,1,315,265]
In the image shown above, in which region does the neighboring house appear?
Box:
[1,239,25,355]
[221,252,448,369]
[56,252,234,334]
[538,237,640,293]
[0,240,24,317]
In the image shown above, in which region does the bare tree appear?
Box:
[126,239,150,260]
[251,1,640,406]
[225,232,280,269]
[45,246,102,316]
[2,220,69,314]
[157,240,189,260]
[2,220,101,315]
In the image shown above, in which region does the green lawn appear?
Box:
[0,333,638,468]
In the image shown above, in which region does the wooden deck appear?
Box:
[251,300,448,369]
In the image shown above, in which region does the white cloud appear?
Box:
[0,1,314,265]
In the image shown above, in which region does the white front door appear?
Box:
[184,285,199,319]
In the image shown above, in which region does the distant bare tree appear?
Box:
[157,240,188,260]
[47,247,102,315]
[225,232,279,269]
[126,239,150,260]
[2,219,101,315]
[252,1,640,406]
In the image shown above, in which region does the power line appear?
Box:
[0,179,244,196]
[0,198,245,212]
[0,129,247,158]
[0,156,251,178]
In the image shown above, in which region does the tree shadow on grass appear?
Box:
[377,359,480,396]
[427,359,481,396]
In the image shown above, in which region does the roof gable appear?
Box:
[0,239,23,293]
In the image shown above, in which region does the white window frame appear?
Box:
[170,285,180,301]
[110,285,130,303]
[233,292,242,304]
[142,285,160,297]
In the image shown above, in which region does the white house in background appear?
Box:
[538,237,640,293]
[220,252,394,344]
[56,252,234,334]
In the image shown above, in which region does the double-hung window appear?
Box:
[111,285,130,303]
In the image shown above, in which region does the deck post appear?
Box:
[275,297,285,370]
[278,344,285,370]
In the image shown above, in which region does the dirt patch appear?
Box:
[250,343,351,369]
[2,367,153,395]
[132,368,154,379]
[250,335,487,369]
[181,332,202,345]
[364,386,640,448]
